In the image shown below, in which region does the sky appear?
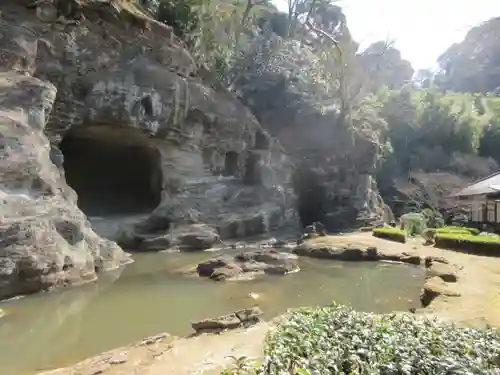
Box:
[272,0,500,70]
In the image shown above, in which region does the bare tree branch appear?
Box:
[306,19,353,140]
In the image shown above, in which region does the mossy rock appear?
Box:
[372,227,407,243]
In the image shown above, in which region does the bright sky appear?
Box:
[272,0,500,70]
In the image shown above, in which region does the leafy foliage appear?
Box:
[374,87,499,177]
[245,304,500,374]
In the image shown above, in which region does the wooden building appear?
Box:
[450,172,500,229]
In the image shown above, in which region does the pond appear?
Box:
[0,249,424,375]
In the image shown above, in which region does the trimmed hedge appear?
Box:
[236,304,500,374]
[436,226,480,235]
[435,232,500,255]
[372,227,407,243]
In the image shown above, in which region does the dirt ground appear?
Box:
[39,232,500,375]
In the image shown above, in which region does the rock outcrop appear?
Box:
[0,1,294,299]
[0,73,130,300]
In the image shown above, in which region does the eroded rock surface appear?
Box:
[197,249,299,281]
[420,276,461,307]
[127,224,220,251]
[0,73,129,300]
[426,262,459,282]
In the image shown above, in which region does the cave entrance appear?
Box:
[297,184,328,227]
[59,126,162,217]
[294,169,328,228]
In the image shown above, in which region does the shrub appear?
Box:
[422,208,445,228]
[372,227,407,243]
[400,212,427,235]
[255,304,500,374]
[435,232,500,255]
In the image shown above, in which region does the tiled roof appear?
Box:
[451,172,500,197]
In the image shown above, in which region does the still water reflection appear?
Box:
[0,250,424,375]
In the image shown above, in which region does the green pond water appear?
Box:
[0,249,424,375]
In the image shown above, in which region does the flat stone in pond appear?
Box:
[191,307,263,334]
[293,245,379,261]
[196,249,299,281]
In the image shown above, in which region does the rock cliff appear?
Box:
[234,38,388,231]
[0,0,294,299]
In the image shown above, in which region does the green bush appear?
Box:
[422,208,445,228]
[372,227,407,243]
[400,212,427,235]
[253,304,500,374]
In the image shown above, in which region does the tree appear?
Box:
[414,69,435,89]
[359,41,414,92]
[436,17,500,93]
[303,0,360,139]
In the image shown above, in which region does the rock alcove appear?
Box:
[59,126,163,217]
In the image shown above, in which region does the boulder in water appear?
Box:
[196,249,299,281]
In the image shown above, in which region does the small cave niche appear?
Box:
[59,126,163,216]
[254,131,270,150]
[223,151,239,177]
[243,151,262,185]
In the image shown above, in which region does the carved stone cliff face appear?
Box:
[0,1,295,299]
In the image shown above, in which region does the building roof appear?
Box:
[450,171,500,198]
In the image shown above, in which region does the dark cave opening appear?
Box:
[297,184,328,228]
[60,127,163,217]
[294,169,328,228]
[223,151,239,176]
